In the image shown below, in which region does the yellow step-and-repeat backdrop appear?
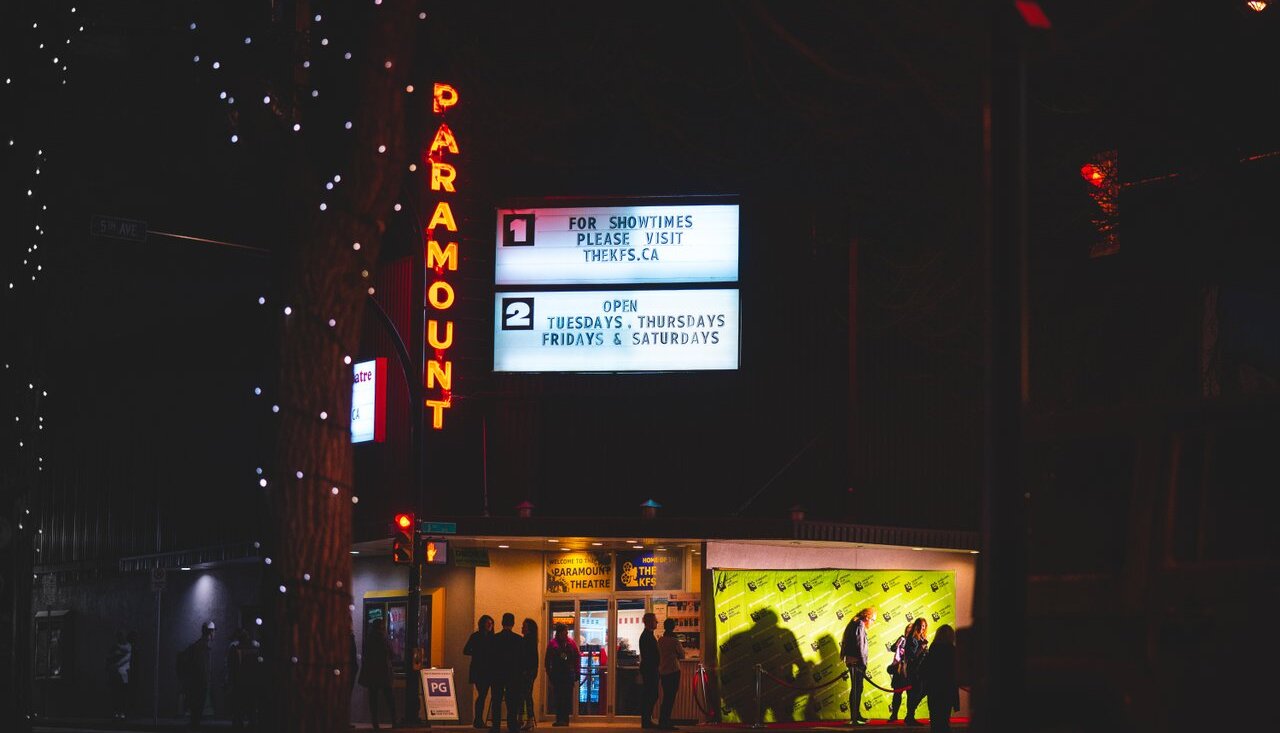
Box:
[711,569,956,722]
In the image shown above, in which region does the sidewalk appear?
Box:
[30,719,969,733]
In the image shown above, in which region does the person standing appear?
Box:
[544,623,580,727]
[638,612,659,728]
[359,618,396,730]
[902,618,930,726]
[226,627,261,729]
[490,613,525,733]
[179,621,215,730]
[106,631,132,720]
[519,618,540,730]
[887,623,911,723]
[465,615,497,728]
[840,608,875,726]
[656,618,685,731]
[919,624,958,732]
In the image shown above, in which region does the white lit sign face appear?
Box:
[495,204,738,285]
[351,358,386,443]
[494,289,740,372]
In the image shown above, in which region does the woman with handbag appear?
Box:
[902,618,930,726]
[886,623,911,723]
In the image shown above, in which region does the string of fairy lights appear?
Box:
[3,4,84,568]
[185,0,429,675]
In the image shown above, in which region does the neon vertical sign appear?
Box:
[424,82,460,429]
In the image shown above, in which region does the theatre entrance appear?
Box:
[545,596,651,721]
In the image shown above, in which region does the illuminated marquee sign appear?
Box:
[495,204,739,285]
[494,199,741,373]
[494,288,740,372]
[351,358,387,443]
[424,82,461,430]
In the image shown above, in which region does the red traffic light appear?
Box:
[1080,163,1107,187]
[393,513,415,564]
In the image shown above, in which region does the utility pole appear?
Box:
[978,2,1045,730]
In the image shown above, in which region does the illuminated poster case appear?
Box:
[494,200,740,373]
[495,204,738,285]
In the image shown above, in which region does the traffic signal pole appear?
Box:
[365,202,427,725]
[404,546,424,725]
[403,204,427,726]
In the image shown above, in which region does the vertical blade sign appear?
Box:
[425,83,460,429]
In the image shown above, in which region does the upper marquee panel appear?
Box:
[494,203,739,285]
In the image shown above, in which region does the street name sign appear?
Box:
[91,214,148,243]
[419,521,457,535]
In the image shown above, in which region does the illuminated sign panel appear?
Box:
[495,204,739,285]
[423,82,461,430]
[351,358,387,443]
[494,289,740,372]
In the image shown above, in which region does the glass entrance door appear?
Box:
[614,598,648,717]
[577,599,609,715]
[545,598,612,718]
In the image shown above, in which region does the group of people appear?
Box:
[465,611,686,731]
[464,614,543,732]
[638,613,685,731]
[841,608,959,731]
[175,621,266,730]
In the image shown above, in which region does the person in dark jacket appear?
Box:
[106,630,132,720]
[464,615,496,728]
[180,621,215,730]
[902,618,931,726]
[920,624,959,732]
[840,608,875,725]
[359,618,396,729]
[656,618,685,731]
[225,627,261,729]
[519,618,540,730]
[489,613,525,733]
[544,624,580,726]
[887,623,911,723]
[638,612,659,728]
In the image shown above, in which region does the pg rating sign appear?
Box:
[496,204,738,285]
[495,289,740,372]
[419,668,459,720]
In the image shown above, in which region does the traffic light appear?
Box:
[1080,150,1119,258]
[392,513,415,564]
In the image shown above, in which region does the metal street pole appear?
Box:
[977,2,1039,731]
[153,588,162,724]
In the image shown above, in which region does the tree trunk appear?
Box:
[263,4,416,731]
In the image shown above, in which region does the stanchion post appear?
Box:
[698,663,711,723]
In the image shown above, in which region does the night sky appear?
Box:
[4,2,1279,549]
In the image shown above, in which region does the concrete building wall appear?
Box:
[473,550,545,719]
[350,556,476,724]
[30,565,260,720]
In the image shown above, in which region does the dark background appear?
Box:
[3,0,1278,579]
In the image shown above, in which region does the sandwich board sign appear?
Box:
[419,667,459,720]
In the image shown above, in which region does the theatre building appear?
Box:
[348,514,978,725]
